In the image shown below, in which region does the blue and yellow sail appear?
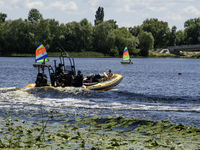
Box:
[122,47,130,60]
[35,44,49,63]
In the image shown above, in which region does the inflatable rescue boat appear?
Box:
[26,73,123,91]
[26,44,123,91]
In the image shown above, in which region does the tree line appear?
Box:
[0,7,200,57]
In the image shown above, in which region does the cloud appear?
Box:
[0,0,78,13]
[117,4,135,13]
[25,1,44,9]
[10,0,21,3]
[116,1,146,13]
[115,0,170,13]
[161,13,185,21]
[84,0,120,7]
[0,0,44,10]
[0,0,20,10]
[84,0,100,7]
[48,1,78,12]
[183,6,200,16]
[147,6,167,12]
[0,0,4,8]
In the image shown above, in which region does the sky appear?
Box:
[0,0,200,31]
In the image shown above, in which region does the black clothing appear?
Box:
[55,67,63,76]
[73,74,83,87]
[55,66,63,86]
[35,73,47,87]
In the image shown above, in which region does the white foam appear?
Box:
[54,86,91,95]
[0,87,199,113]
[0,87,17,91]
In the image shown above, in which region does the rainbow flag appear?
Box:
[35,44,49,63]
[122,47,130,60]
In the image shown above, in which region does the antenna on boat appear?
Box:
[57,42,69,57]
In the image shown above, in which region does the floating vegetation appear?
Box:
[0,111,200,149]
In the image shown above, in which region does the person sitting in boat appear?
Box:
[72,70,83,87]
[56,63,64,75]
[103,71,108,79]
[107,70,115,79]
[55,63,64,86]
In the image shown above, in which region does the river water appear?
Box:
[0,57,200,127]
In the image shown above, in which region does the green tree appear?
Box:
[138,31,154,56]
[184,23,200,44]
[114,27,139,56]
[142,18,170,48]
[26,9,44,49]
[0,12,7,55]
[0,21,7,56]
[167,26,177,46]
[128,26,143,37]
[47,19,61,52]
[62,19,93,52]
[79,18,93,51]
[0,13,7,55]
[175,30,185,45]
[0,12,7,23]
[184,18,200,44]
[58,23,67,50]
[94,7,104,26]
[1,19,33,55]
[184,18,200,28]
[93,21,115,54]
[62,21,80,52]
[28,8,43,23]
[106,19,118,29]
[28,21,40,49]
[37,19,51,49]
[0,24,2,56]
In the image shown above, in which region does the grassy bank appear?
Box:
[8,50,200,58]
[9,52,179,58]
[1,111,200,149]
[11,51,108,58]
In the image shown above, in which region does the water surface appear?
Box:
[0,57,200,127]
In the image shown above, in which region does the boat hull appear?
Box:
[25,74,123,91]
[83,74,123,91]
[121,62,133,64]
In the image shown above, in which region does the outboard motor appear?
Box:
[35,73,47,87]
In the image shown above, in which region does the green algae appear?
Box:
[0,112,200,149]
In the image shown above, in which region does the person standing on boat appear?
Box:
[72,70,83,87]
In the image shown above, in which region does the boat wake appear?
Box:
[0,86,200,114]
[0,87,18,92]
[25,86,94,99]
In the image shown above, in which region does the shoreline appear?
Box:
[0,55,198,59]
[1,50,200,58]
